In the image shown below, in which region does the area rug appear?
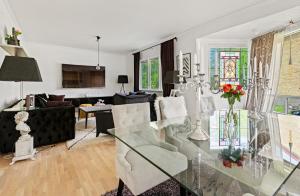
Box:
[66,117,114,149]
[102,179,180,196]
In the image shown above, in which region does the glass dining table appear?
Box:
[108,110,300,196]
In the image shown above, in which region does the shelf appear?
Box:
[0,44,28,57]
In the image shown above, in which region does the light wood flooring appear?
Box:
[0,139,118,196]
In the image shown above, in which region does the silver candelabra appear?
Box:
[247,71,270,120]
[178,63,220,140]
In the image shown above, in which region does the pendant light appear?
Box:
[96,35,101,70]
[288,20,294,65]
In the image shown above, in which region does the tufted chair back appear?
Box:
[155,96,187,121]
[112,102,151,170]
[112,102,150,130]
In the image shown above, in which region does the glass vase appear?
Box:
[224,101,238,149]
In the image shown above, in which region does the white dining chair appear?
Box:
[155,96,203,160]
[112,102,188,195]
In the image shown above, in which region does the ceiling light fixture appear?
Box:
[96,35,101,70]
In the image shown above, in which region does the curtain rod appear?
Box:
[133,37,177,54]
[251,19,300,39]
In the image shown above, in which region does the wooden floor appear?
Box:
[0,139,118,196]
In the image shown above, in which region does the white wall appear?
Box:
[0,0,21,110]
[24,42,133,98]
[0,0,133,110]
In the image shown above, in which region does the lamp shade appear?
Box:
[163,70,186,84]
[117,75,128,84]
[0,56,42,82]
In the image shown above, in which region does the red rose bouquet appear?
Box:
[221,84,245,106]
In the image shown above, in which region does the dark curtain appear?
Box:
[161,39,175,97]
[133,52,140,92]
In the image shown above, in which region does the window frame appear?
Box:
[139,57,162,92]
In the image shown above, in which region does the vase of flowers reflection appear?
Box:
[220,84,245,167]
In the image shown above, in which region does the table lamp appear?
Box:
[118,75,128,94]
[0,56,42,165]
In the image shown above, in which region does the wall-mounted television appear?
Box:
[62,64,105,88]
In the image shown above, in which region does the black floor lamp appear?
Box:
[118,75,128,94]
[0,56,42,165]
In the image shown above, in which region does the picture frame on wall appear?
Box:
[176,53,191,78]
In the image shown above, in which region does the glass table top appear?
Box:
[108,110,300,196]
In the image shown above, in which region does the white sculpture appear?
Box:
[10,111,36,165]
[14,111,31,141]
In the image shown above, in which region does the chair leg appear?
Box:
[180,186,186,196]
[117,179,124,196]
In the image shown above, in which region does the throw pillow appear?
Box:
[47,101,72,107]
[49,94,65,101]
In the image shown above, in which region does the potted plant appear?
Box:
[5,27,22,46]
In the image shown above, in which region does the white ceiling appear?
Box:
[7,0,300,53]
[206,6,300,40]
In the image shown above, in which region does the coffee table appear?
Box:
[78,104,112,128]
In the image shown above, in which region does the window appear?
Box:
[210,48,248,88]
[140,57,161,91]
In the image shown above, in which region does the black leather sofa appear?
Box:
[95,93,157,135]
[0,106,75,153]
[65,96,113,107]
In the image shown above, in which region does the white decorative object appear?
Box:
[259,61,263,78]
[177,54,220,140]
[179,51,183,76]
[15,111,31,141]
[246,57,270,120]
[188,87,209,141]
[10,111,36,165]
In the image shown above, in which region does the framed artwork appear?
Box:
[176,53,191,78]
[25,95,35,110]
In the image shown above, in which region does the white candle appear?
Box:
[193,54,198,76]
[194,64,198,76]
[200,47,204,74]
[179,51,183,76]
[215,52,219,75]
[196,39,201,71]
[254,59,257,73]
[259,61,263,78]
[193,53,198,65]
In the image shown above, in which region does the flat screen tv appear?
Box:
[62,64,105,88]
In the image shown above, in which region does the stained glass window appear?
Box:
[210,48,248,88]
